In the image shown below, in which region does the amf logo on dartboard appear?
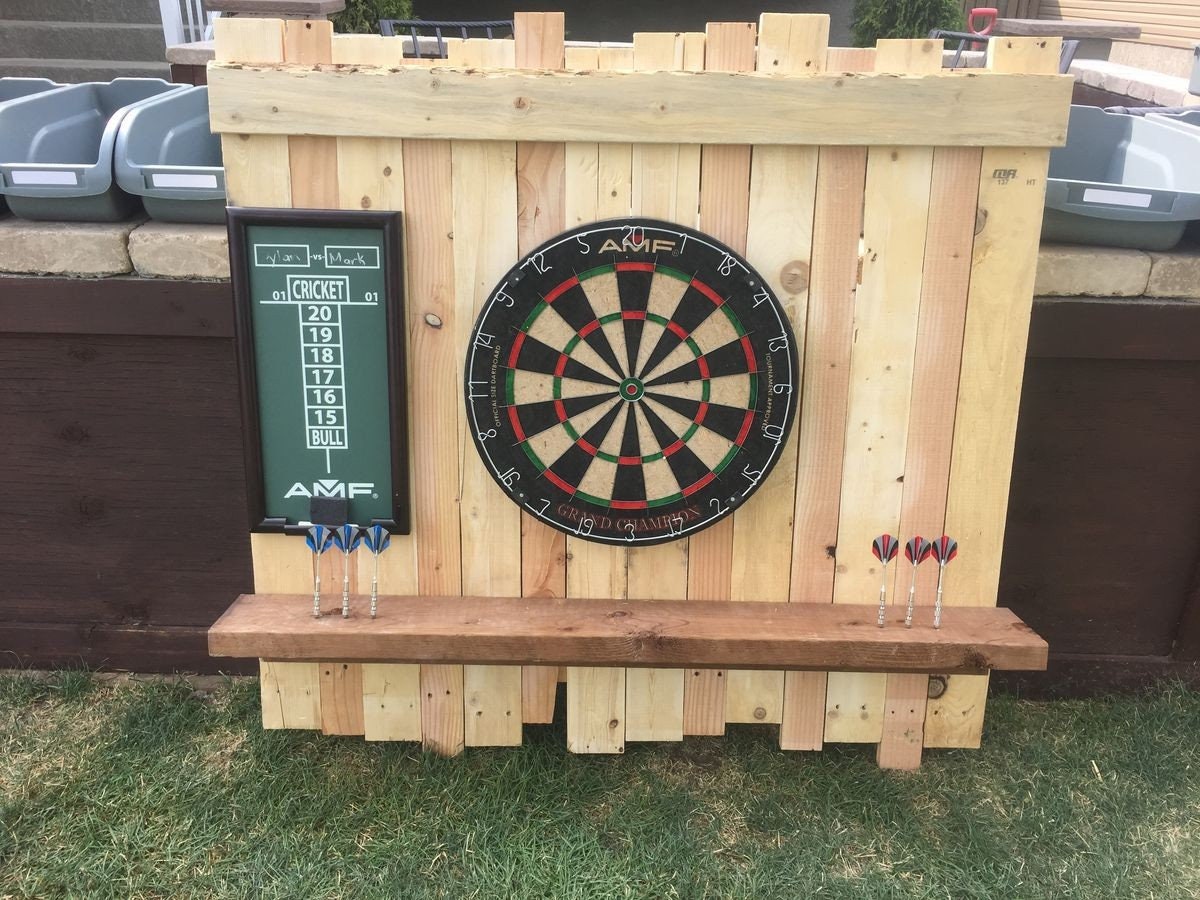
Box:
[464,219,800,547]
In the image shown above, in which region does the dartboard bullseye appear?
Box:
[464,219,799,546]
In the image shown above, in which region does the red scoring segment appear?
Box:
[543,275,579,305]
[690,278,724,307]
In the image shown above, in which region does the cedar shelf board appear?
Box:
[209,594,1049,673]
[206,64,1073,147]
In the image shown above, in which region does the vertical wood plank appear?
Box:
[824,39,940,745]
[284,20,337,209]
[515,13,568,725]
[361,660,420,741]
[683,21,756,737]
[214,18,290,209]
[875,145,981,769]
[725,13,827,728]
[621,31,700,745]
[926,36,1061,749]
[564,43,632,754]
[216,19,308,730]
[404,136,465,756]
[275,18,368,738]
[780,45,874,752]
[329,28,424,745]
[450,36,524,747]
[319,661,365,734]
[260,660,320,729]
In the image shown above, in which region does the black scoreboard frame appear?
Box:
[228,206,410,535]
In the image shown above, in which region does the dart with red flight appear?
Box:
[930,535,959,629]
[872,533,900,627]
[904,535,932,628]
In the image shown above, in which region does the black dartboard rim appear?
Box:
[464,218,800,547]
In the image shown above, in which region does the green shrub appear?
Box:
[852,0,964,46]
[332,0,414,35]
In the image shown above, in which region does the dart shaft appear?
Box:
[370,575,379,618]
[341,556,351,618]
[905,566,918,628]
[934,566,945,629]
[312,574,321,618]
[876,566,888,627]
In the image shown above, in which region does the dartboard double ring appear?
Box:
[465,219,800,546]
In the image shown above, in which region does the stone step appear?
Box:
[2,0,161,24]
[0,22,166,63]
[0,58,170,83]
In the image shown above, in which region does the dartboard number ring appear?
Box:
[465,219,799,547]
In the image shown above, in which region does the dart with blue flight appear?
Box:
[903,536,932,628]
[930,535,959,629]
[871,533,900,627]
[306,524,335,618]
[361,524,391,619]
[332,524,362,618]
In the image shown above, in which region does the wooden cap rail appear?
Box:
[205,64,1073,147]
[209,594,1049,673]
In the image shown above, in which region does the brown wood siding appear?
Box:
[1,279,1198,697]
[1041,0,1200,49]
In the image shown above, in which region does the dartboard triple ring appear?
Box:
[465,219,799,546]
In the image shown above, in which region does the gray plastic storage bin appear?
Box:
[1147,109,1200,136]
[1044,105,1200,251]
[0,78,184,222]
[0,78,61,215]
[0,77,59,104]
[115,86,226,224]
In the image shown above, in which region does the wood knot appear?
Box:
[76,496,106,522]
[779,260,809,294]
[753,707,767,720]
[59,422,90,444]
[514,96,529,110]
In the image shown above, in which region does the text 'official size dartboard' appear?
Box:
[465,219,800,546]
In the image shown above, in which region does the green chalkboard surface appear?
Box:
[229,208,409,533]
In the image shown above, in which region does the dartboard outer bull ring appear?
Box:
[464,218,800,547]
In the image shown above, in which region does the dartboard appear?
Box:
[465,219,799,546]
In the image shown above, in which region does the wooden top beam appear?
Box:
[206,63,1072,147]
[209,594,1049,673]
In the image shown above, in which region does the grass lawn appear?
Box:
[1,674,1198,899]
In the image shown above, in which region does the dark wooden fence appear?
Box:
[2,276,1198,693]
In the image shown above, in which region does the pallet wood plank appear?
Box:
[564,42,631,754]
[217,18,311,733]
[448,38,524,748]
[682,21,757,737]
[214,18,290,209]
[825,39,940,745]
[622,31,698,745]
[284,20,338,210]
[780,45,874,752]
[452,138,523,747]
[260,660,320,729]
[926,36,1062,749]
[515,13,568,726]
[876,145,982,769]
[207,65,1073,148]
[403,135,464,756]
[319,660,365,734]
[211,594,1050,672]
[328,30,424,744]
[725,13,827,728]
[277,18,366,738]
